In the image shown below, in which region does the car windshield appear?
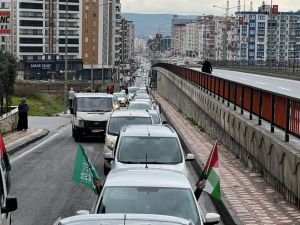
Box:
[77,97,112,112]
[97,187,201,225]
[128,102,151,110]
[108,117,152,135]
[128,87,140,94]
[114,93,125,98]
[118,137,182,164]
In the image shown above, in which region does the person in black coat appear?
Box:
[17,98,29,131]
[202,59,213,74]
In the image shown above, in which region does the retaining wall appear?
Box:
[155,67,300,207]
[0,108,18,134]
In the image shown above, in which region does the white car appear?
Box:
[93,168,220,225]
[54,214,192,225]
[105,125,194,176]
[103,110,153,174]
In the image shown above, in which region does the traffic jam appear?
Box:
[56,69,221,225]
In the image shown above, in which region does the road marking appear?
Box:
[278,87,292,91]
[256,82,265,85]
[11,133,60,164]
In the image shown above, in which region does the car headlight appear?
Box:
[78,119,85,128]
[106,137,116,150]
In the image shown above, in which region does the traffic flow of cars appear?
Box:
[57,64,220,224]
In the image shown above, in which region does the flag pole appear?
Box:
[196,140,218,186]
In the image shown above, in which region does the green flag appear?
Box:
[72,144,101,195]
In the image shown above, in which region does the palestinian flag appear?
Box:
[203,141,221,201]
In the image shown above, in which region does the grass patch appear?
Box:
[187,117,198,126]
[11,94,64,116]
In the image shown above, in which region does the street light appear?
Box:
[89,0,112,91]
[64,0,68,114]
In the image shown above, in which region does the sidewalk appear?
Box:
[153,92,300,225]
[3,128,49,154]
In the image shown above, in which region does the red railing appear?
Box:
[154,63,300,141]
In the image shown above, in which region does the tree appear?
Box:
[0,51,17,115]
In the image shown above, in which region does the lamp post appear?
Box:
[213,1,238,61]
[64,0,68,114]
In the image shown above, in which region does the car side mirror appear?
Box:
[104,152,114,160]
[204,213,220,225]
[186,153,195,161]
[2,196,17,214]
[162,121,168,125]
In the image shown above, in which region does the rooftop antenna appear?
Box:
[237,0,241,12]
[250,1,253,11]
[145,154,148,169]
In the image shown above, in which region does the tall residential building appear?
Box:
[198,15,216,60]
[82,0,121,80]
[171,17,193,56]
[234,3,300,62]
[15,0,81,61]
[127,20,135,61]
[183,21,199,57]
[134,37,146,54]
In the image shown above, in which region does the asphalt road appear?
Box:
[10,117,105,225]
[191,67,300,99]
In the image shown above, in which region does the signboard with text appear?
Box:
[0,10,10,35]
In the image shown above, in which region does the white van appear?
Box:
[71,93,119,141]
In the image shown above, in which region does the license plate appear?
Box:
[91,129,103,133]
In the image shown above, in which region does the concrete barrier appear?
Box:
[155,67,300,208]
[0,107,18,135]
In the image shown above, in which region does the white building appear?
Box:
[234,3,300,62]
[14,0,82,61]
[183,21,199,57]
[134,38,146,54]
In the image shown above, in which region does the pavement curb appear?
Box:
[155,96,240,225]
[7,129,49,155]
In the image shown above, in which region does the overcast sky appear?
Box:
[122,0,300,15]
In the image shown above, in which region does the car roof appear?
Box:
[129,101,151,105]
[74,93,113,98]
[111,110,151,118]
[58,214,191,225]
[105,168,191,188]
[121,125,176,137]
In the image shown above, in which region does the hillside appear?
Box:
[122,13,197,38]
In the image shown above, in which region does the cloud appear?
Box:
[122,0,300,15]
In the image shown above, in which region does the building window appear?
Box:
[85,37,88,42]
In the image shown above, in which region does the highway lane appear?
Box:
[191,67,300,99]
[10,117,105,225]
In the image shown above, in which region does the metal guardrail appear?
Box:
[154,63,300,142]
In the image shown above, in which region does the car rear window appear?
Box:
[118,137,182,164]
[108,117,152,135]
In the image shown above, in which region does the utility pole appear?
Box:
[64,0,68,114]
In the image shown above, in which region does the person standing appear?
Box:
[201,58,213,74]
[68,87,75,107]
[17,98,29,131]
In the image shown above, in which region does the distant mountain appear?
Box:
[122,13,197,39]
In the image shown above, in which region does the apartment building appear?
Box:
[183,21,199,57]
[171,17,193,56]
[134,37,146,54]
[13,0,82,79]
[234,3,300,62]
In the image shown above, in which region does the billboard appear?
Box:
[0,10,10,35]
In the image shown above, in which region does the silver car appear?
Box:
[54,214,192,225]
[103,110,153,174]
[93,168,220,225]
[104,125,194,176]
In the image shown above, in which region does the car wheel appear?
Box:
[74,129,81,142]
